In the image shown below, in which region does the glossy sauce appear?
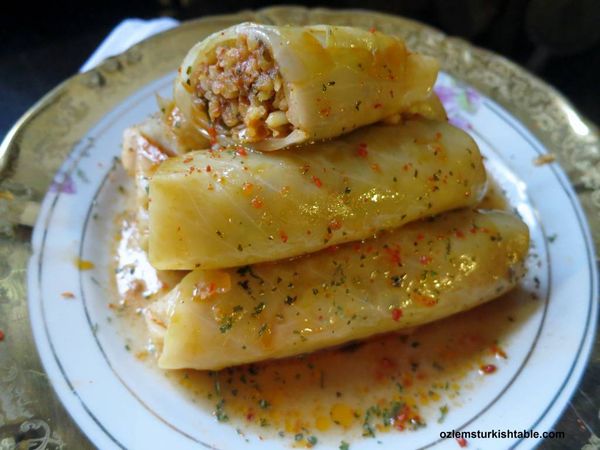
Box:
[111,178,534,446]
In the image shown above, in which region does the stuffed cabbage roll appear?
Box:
[149,209,529,370]
[148,120,486,270]
[174,23,439,150]
[122,111,208,248]
[122,119,176,249]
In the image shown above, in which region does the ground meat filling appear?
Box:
[193,35,290,142]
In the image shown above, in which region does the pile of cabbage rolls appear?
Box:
[121,23,529,371]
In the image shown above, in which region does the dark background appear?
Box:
[2,0,600,140]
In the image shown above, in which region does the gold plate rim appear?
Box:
[0,6,599,448]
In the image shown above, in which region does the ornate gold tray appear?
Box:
[0,6,598,448]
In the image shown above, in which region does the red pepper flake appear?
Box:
[416,233,425,241]
[460,333,485,346]
[470,227,478,234]
[183,156,193,164]
[480,364,497,374]
[374,357,398,381]
[371,163,381,173]
[394,418,406,431]
[319,106,332,117]
[312,176,323,188]
[246,411,255,421]
[236,146,248,157]
[61,291,75,299]
[242,182,253,194]
[373,103,383,109]
[391,308,403,321]
[456,437,468,448]
[416,372,428,381]
[380,357,395,369]
[491,345,508,359]
[207,127,217,145]
[326,245,340,253]
[403,163,413,171]
[369,26,377,33]
[419,255,432,265]
[279,229,288,243]
[193,281,218,300]
[393,404,418,431]
[455,230,465,239]
[384,246,401,265]
[0,330,4,341]
[434,132,443,141]
[328,218,342,230]
[412,292,437,307]
[251,197,263,208]
[356,144,369,158]
[431,143,444,155]
[206,165,212,172]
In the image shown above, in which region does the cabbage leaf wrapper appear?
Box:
[150,209,529,370]
[149,120,486,270]
[175,23,439,150]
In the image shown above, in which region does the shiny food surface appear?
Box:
[174,23,439,150]
[149,120,486,270]
[113,199,533,444]
[156,209,529,370]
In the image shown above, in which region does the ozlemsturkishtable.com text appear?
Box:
[440,429,565,439]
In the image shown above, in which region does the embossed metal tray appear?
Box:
[1,6,599,449]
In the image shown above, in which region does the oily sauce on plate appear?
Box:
[111,180,537,447]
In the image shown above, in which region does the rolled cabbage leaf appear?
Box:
[174,23,439,150]
[151,209,529,370]
[148,120,487,270]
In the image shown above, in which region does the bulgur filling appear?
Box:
[192,35,290,142]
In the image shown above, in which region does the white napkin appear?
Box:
[80,17,180,72]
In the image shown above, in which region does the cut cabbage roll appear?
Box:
[174,23,439,150]
[148,120,486,270]
[122,117,179,179]
[121,105,210,248]
[149,209,528,370]
[122,120,173,249]
[122,109,208,174]
[153,99,211,153]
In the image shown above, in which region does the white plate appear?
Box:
[27,71,598,449]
